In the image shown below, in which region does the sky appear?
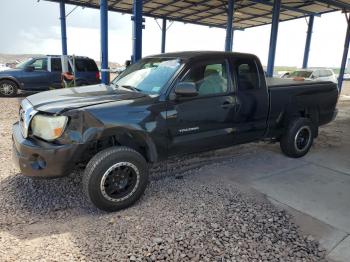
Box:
[0,0,348,68]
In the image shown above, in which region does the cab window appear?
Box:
[312,70,320,78]
[30,58,47,71]
[182,61,228,96]
[320,70,332,77]
[234,59,259,90]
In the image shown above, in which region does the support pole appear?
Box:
[59,0,68,56]
[338,16,350,92]
[266,0,281,77]
[302,15,314,69]
[132,0,143,63]
[225,0,234,52]
[161,18,167,53]
[100,0,109,84]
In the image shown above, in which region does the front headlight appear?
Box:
[31,114,68,141]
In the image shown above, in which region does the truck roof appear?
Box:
[26,55,93,59]
[148,51,258,61]
[46,55,92,59]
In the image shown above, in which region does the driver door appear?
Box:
[166,59,237,155]
[21,58,49,90]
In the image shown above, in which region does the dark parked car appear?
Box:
[12,51,339,212]
[0,55,100,96]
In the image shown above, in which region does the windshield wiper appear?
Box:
[118,85,142,92]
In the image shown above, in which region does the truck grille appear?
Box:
[19,99,37,138]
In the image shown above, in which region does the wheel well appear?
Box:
[85,133,153,164]
[75,79,88,86]
[284,107,319,137]
[0,78,19,88]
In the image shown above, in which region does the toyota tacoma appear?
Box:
[12,51,339,212]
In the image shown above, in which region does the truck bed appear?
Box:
[265,77,339,137]
[266,77,332,88]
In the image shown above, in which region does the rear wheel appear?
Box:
[83,146,149,212]
[0,80,18,97]
[280,118,315,158]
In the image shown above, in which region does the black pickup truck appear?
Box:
[12,51,338,212]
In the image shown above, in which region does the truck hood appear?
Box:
[26,84,147,114]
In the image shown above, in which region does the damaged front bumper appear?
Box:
[12,122,84,178]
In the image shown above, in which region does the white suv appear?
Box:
[283,68,337,83]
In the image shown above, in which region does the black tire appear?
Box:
[76,81,88,87]
[83,146,149,212]
[280,118,315,158]
[0,79,18,97]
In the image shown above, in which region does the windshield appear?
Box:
[112,58,182,94]
[15,58,35,69]
[289,70,312,78]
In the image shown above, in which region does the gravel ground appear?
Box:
[2,88,347,261]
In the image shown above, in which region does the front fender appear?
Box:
[58,110,159,162]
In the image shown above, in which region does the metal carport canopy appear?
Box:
[46,0,349,30]
[44,0,350,89]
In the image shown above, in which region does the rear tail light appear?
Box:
[96,71,100,80]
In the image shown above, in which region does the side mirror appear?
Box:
[25,65,35,72]
[174,82,198,98]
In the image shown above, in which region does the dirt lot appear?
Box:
[1,84,349,261]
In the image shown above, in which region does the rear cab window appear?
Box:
[233,58,260,91]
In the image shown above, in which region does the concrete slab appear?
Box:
[304,147,350,176]
[269,198,348,252]
[251,164,350,233]
[222,149,307,183]
[327,235,350,262]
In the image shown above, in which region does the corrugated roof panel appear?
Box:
[44,0,349,29]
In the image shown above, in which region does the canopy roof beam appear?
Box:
[177,1,258,20]
[316,0,350,10]
[46,0,344,30]
[248,0,320,16]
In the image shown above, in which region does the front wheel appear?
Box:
[0,80,18,97]
[83,146,149,212]
[280,118,315,158]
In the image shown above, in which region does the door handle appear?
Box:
[221,101,234,109]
